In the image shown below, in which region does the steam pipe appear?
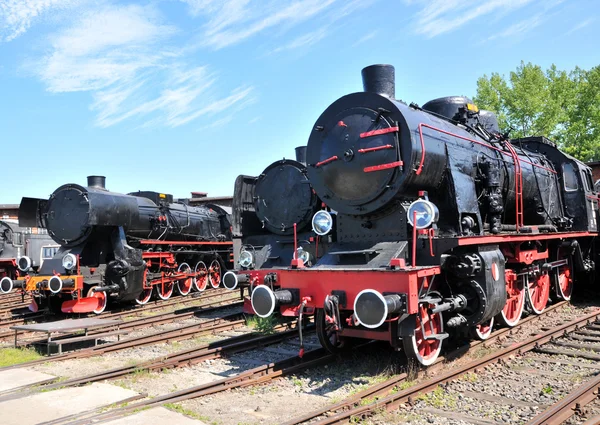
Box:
[93,284,120,293]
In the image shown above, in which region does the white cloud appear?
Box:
[5,0,372,128]
[407,0,536,38]
[0,0,83,41]
[32,3,254,127]
[185,0,337,49]
[37,4,176,93]
[353,30,378,47]
[271,27,328,53]
[485,13,544,42]
[565,17,594,36]
[248,116,261,124]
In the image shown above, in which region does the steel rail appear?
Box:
[0,310,247,371]
[64,349,334,425]
[0,287,234,326]
[34,325,310,393]
[0,291,241,341]
[525,373,600,424]
[284,300,569,425]
[291,307,600,424]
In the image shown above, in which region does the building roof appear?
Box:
[188,196,233,202]
[0,204,19,209]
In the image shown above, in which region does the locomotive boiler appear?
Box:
[1,176,232,314]
[222,147,331,306]
[250,64,598,365]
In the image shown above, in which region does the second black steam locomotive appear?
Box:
[222,147,332,312]
[0,176,232,313]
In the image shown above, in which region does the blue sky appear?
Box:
[0,0,597,204]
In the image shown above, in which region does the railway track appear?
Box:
[525,371,600,425]
[0,312,245,371]
[1,323,312,398]
[281,307,600,425]
[0,304,246,369]
[0,289,240,341]
[0,288,235,324]
[59,349,334,425]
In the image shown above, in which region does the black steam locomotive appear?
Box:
[222,148,332,310]
[251,64,598,366]
[0,176,232,314]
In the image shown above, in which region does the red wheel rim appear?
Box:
[555,249,573,300]
[177,263,193,296]
[474,317,494,340]
[412,303,443,365]
[194,261,208,291]
[136,269,153,305]
[527,272,550,314]
[87,287,107,314]
[136,288,153,305]
[209,260,221,289]
[156,274,174,300]
[499,269,525,327]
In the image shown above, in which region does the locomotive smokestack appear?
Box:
[87,176,106,190]
[361,64,395,99]
[295,146,307,165]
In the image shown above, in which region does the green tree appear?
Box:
[474,61,600,161]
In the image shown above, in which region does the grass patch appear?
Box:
[131,368,155,382]
[245,315,278,334]
[0,347,43,367]
[541,384,553,395]
[418,386,458,409]
[463,372,478,383]
[473,346,493,359]
[391,380,415,393]
[164,403,214,422]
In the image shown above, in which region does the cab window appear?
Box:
[586,171,595,192]
[562,163,579,191]
[42,246,59,259]
[12,232,23,246]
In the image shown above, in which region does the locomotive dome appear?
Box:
[254,154,318,235]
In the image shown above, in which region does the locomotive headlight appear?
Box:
[312,210,333,236]
[17,256,31,272]
[62,253,77,271]
[238,250,254,268]
[296,247,311,264]
[407,199,439,229]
